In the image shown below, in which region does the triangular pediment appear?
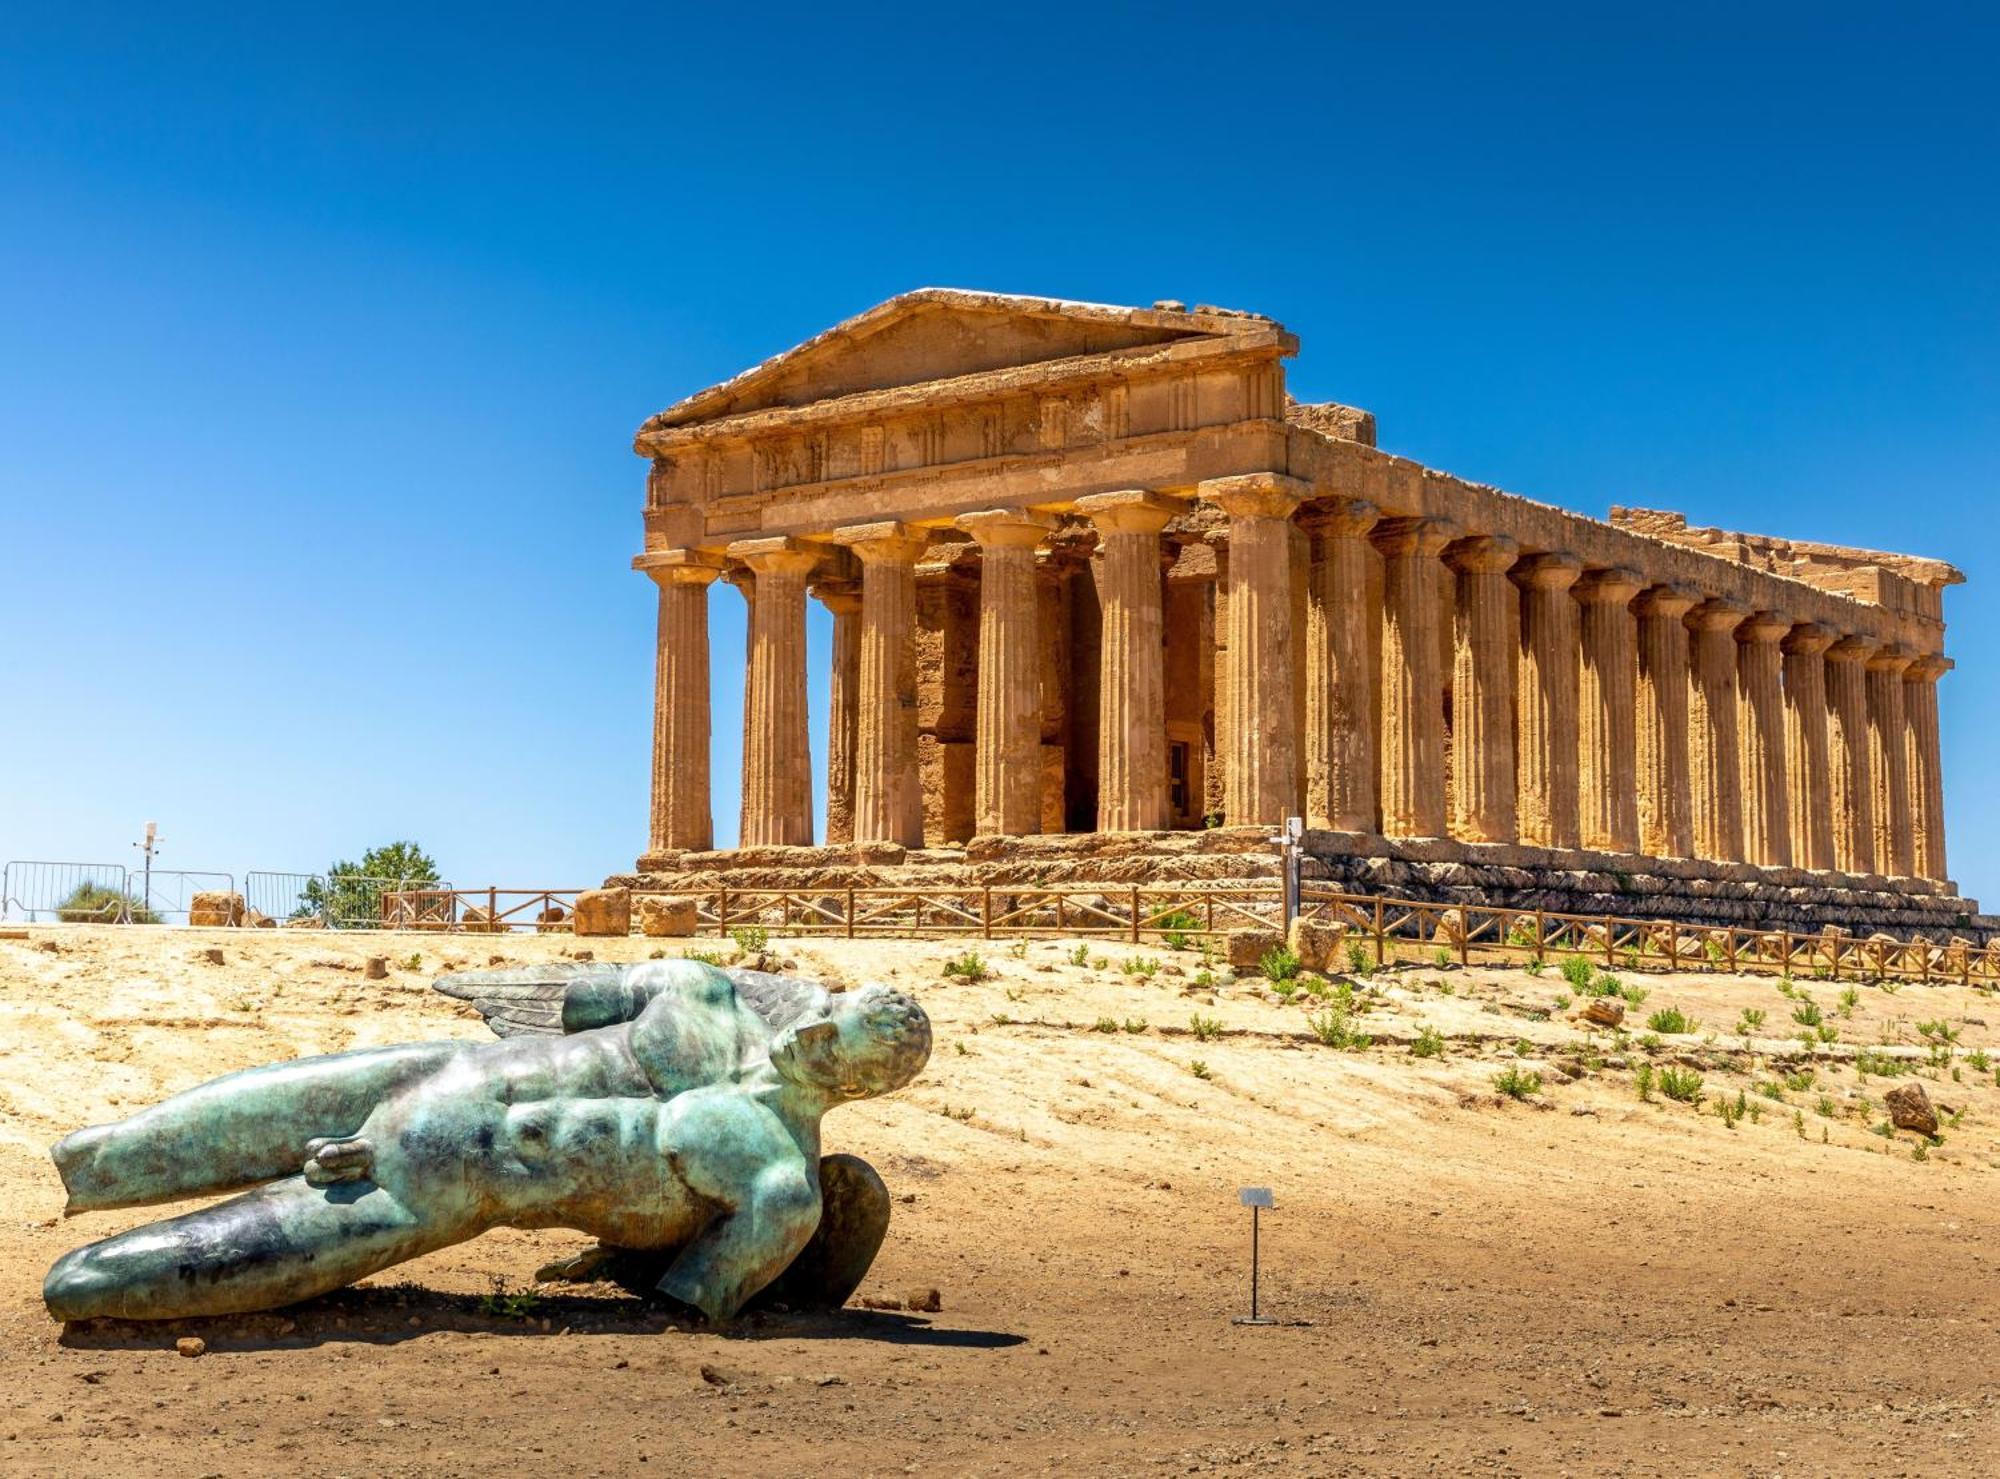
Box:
[646,289,1272,431]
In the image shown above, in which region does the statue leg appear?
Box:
[54,1041,466,1214]
[539,1154,892,1313]
[44,1174,455,1322]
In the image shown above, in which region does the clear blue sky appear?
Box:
[3,4,1995,901]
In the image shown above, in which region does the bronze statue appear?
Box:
[44,961,929,1324]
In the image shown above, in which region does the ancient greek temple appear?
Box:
[625,290,1968,926]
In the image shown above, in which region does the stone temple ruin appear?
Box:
[614,290,1979,935]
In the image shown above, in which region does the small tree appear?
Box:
[296,841,440,928]
[56,880,160,925]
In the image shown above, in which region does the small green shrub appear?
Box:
[1634,1063,1655,1101]
[1560,955,1595,992]
[1647,1006,1696,1035]
[1260,946,1301,983]
[55,881,160,924]
[1345,940,1373,977]
[1494,1065,1542,1100]
[1093,1016,1119,1033]
[1782,1068,1815,1092]
[1189,1013,1223,1042]
[1307,1009,1371,1049]
[1188,1059,1212,1080]
[1155,910,1201,951]
[1122,956,1161,979]
[1068,942,1091,967]
[1716,1091,1745,1129]
[1123,1017,1148,1034]
[1410,1025,1445,1059]
[1192,969,1215,989]
[1658,1067,1705,1103]
[1432,947,1453,970]
[1737,1008,1767,1036]
[1815,1093,1838,1118]
[1791,999,1824,1028]
[730,925,769,955]
[943,951,989,982]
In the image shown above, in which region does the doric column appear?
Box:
[636,549,721,857]
[1077,490,1176,832]
[1301,499,1381,832]
[813,578,861,845]
[1867,644,1915,876]
[727,538,820,847]
[1824,635,1876,874]
[1736,611,1792,868]
[1373,516,1458,839]
[1445,534,1518,843]
[1575,567,1642,853]
[1633,584,1696,859]
[1512,552,1583,849]
[1686,600,1747,863]
[958,508,1054,836]
[1201,474,1308,827]
[1904,654,1950,882]
[830,522,929,847]
[1781,623,1836,872]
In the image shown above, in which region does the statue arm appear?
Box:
[655,1104,821,1321]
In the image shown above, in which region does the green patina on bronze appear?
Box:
[44,961,930,1324]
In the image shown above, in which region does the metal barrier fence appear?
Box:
[243,872,446,930]
[1,861,139,922]
[1296,888,2000,986]
[125,869,237,926]
[380,888,580,932]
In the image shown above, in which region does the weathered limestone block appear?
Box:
[572,888,631,937]
[1287,917,1349,973]
[920,736,977,846]
[639,895,699,938]
[189,891,245,927]
[535,905,570,933]
[1227,928,1284,971]
[1883,1082,1938,1137]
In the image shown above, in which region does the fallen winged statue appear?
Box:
[43,960,930,1324]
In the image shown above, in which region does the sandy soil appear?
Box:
[2,924,1996,1477]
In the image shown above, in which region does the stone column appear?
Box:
[1867,644,1915,876]
[1512,552,1582,849]
[636,550,721,857]
[1736,611,1792,868]
[1445,534,1519,843]
[1373,516,1458,839]
[1824,636,1876,874]
[1904,655,1952,879]
[1904,654,1950,882]
[830,521,929,847]
[1781,623,1836,872]
[1301,499,1381,832]
[1686,600,1746,863]
[813,578,861,846]
[958,509,1054,836]
[1575,567,1642,854]
[728,538,819,847]
[1633,584,1696,859]
[1077,490,1176,832]
[1200,474,1308,827]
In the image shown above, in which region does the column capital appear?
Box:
[1444,533,1520,574]
[1574,566,1644,605]
[1511,550,1583,591]
[1634,582,1699,619]
[830,520,930,565]
[1296,497,1380,539]
[810,579,862,615]
[956,507,1055,549]
[1866,642,1916,675]
[726,536,821,578]
[1371,516,1459,559]
[1905,652,1953,682]
[1735,610,1792,646]
[1685,598,1748,635]
[1826,633,1877,665]
[633,547,724,588]
[1076,488,1178,535]
[1781,621,1837,656]
[1198,472,1309,520]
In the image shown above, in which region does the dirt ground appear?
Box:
[2,924,1996,1477]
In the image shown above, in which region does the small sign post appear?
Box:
[1233,1187,1276,1326]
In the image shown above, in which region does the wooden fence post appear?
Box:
[1373,899,1386,968]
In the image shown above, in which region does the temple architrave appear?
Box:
[617,290,1980,935]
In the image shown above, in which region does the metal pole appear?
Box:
[1250,1203,1260,1321]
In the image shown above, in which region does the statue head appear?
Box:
[773,984,930,1101]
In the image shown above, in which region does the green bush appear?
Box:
[297,841,439,928]
[1494,1065,1542,1100]
[1260,945,1301,983]
[56,880,159,924]
[1647,1006,1696,1035]
[1658,1067,1704,1103]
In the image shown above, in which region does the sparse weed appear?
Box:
[1783,1068,1816,1092]
[1188,1059,1212,1080]
[1260,946,1301,983]
[1069,942,1091,968]
[1411,1025,1446,1059]
[1308,1008,1371,1049]
[1716,1091,1745,1129]
[1754,1080,1785,1101]
[1634,1063,1655,1101]
[1524,958,1547,977]
[1155,910,1201,952]
[1123,956,1161,979]
[1791,999,1824,1028]
[1737,1008,1767,1036]
[730,926,769,955]
[685,948,726,966]
[1345,941,1374,977]
[479,1278,542,1320]
[1647,1006,1696,1035]
[1432,947,1453,970]
[944,951,990,982]
[1093,1016,1119,1033]
[1658,1067,1705,1104]
[1837,987,1860,1017]
[1189,1013,1223,1042]
[1494,1065,1542,1100]
[1123,1018,1148,1034]
[953,1041,969,1056]
[1969,1049,1992,1073]
[1192,969,1216,990]
[1560,955,1595,992]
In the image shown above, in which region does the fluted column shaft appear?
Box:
[1905,654,1950,882]
[729,538,819,847]
[1303,499,1381,831]
[832,522,928,847]
[815,582,861,845]
[1445,535,1519,843]
[1374,517,1458,838]
[1513,553,1582,849]
[1687,601,1746,863]
[1781,623,1836,872]
[1868,646,1915,876]
[1825,637,1876,873]
[1576,568,1642,853]
[1736,612,1792,868]
[959,509,1053,836]
[1203,475,1307,826]
[639,552,721,855]
[1078,490,1177,832]
[1634,585,1696,858]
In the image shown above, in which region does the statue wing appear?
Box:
[432,962,824,1038]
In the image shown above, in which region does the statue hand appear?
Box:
[302,1137,373,1186]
